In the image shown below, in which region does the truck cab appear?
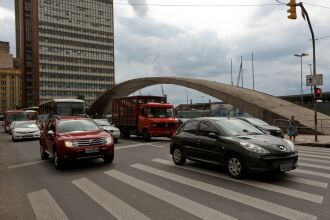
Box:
[138,103,179,140]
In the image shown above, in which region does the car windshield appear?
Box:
[58,120,100,133]
[244,118,269,126]
[215,118,264,136]
[94,119,111,126]
[15,122,38,129]
[7,113,26,122]
[147,108,174,118]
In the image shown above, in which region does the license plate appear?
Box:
[280,162,293,171]
[85,147,99,153]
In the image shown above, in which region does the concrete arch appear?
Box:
[88,77,330,134]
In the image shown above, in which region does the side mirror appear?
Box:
[47,130,55,136]
[208,132,219,139]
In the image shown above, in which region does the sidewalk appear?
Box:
[284,134,330,148]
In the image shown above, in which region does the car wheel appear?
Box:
[227,155,245,178]
[103,154,114,164]
[40,144,48,160]
[12,136,16,142]
[142,129,151,141]
[172,146,186,165]
[54,148,63,169]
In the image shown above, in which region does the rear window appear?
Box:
[182,120,199,134]
[58,120,100,133]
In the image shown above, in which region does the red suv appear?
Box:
[40,116,114,169]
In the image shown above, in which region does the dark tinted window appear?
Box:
[56,102,85,116]
[182,120,199,134]
[58,120,100,133]
[199,121,219,136]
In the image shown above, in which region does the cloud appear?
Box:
[128,0,148,17]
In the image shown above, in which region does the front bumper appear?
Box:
[13,133,40,140]
[245,152,298,172]
[59,145,114,161]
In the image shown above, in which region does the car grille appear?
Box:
[76,139,104,147]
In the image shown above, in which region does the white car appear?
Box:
[8,121,17,135]
[93,119,120,143]
[12,121,40,141]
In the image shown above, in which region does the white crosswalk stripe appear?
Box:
[131,163,317,220]
[298,153,330,160]
[28,189,69,220]
[293,169,330,178]
[298,150,330,156]
[299,162,330,171]
[299,157,330,165]
[73,177,150,220]
[105,170,237,220]
[297,146,330,152]
[152,158,323,204]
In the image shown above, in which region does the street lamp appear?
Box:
[294,53,309,105]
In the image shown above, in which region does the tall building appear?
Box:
[0,41,14,68]
[16,0,115,107]
[0,41,22,111]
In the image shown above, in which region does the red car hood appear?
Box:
[59,130,108,140]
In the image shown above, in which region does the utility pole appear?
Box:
[230,59,233,86]
[241,56,243,88]
[308,64,313,103]
[294,53,308,106]
[252,53,255,90]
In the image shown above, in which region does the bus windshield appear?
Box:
[56,102,85,116]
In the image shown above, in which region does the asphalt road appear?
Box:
[1,130,330,220]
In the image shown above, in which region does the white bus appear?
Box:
[38,99,86,123]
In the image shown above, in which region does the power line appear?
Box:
[304,3,330,10]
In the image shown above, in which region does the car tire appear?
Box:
[12,136,16,142]
[40,144,48,160]
[53,148,63,169]
[172,146,186,165]
[226,155,246,178]
[142,129,151,142]
[103,154,114,164]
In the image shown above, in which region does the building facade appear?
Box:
[0,41,14,68]
[0,69,22,111]
[16,0,115,107]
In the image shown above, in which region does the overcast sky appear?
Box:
[0,0,329,105]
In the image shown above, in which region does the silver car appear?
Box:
[93,119,120,143]
[12,121,40,141]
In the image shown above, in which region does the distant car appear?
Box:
[238,117,284,138]
[93,119,120,143]
[170,117,297,178]
[12,121,40,141]
[178,118,190,126]
[9,121,18,135]
[40,116,114,169]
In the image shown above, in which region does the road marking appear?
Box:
[73,178,150,220]
[299,162,330,171]
[153,159,323,204]
[105,170,237,220]
[300,157,330,165]
[8,160,46,169]
[119,140,140,144]
[147,144,166,148]
[282,176,328,189]
[116,142,167,150]
[298,150,330,156]
[28,189,69,220]
[131,163,317,220]
[293,169,330,179]
[297,146,330,152]
[298,153,330,160]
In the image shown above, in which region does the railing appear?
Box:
[274,119,330,134]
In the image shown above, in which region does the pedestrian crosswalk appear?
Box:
[27,145,330,220]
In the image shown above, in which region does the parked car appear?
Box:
[93,119,120,143]
[40,116,114,169]
[170,117,298,178]
[238,117,284,138]
[12,121,40,141]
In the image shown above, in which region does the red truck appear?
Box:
[112,96,179,141]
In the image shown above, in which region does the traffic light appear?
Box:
[314,87,322,100]
[287,0,297,20]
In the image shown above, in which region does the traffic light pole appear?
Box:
[298,2,318,141]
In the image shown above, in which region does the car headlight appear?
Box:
[240,142,270,154]
[105,136,113,145]
[283,139,295,151]
[64,140,78,148]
